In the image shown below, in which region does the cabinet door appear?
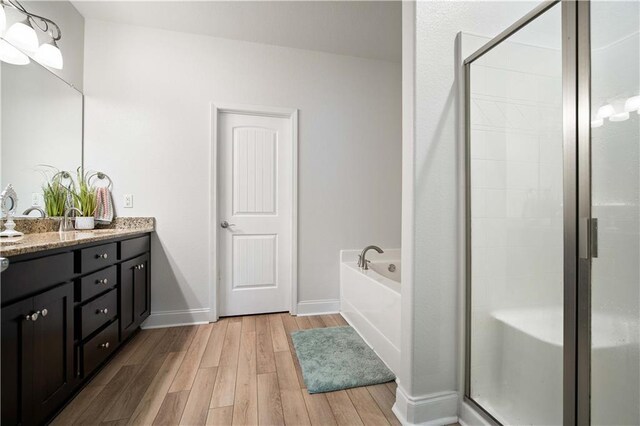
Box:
[31,282,74,425]
[134,253,150,325]
[1,298,34,426]
[120,254,148,341]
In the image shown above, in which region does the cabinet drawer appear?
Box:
[120,235,150,261]
[1,252,74,306]
[80,243,117,274]
[83,320,118,376]
[80,289,117,340]
[78,266,117,302]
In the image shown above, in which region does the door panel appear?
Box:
[32,282,74,425]
[232,234,276,288]
[1,298,34,426]
[120,254,150,340]
[590,2,640,424]
[134,254,150,323]
[466,4,564,424]
[119,258,137,340]
[219,112,292,316]
[233,127,277,215]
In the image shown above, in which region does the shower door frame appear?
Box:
[463,1,593,425]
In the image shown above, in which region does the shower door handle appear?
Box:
[579,217,598,259]
[590,218,598,258]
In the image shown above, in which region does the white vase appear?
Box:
[75,216,95,230]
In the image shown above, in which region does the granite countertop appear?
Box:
[0,217,155,257]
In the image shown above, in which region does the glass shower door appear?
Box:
[590,2,640,424]
[466,3,564,424]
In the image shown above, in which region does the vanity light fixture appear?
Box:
[624,95,640,114]
[609,111,629,122]
[0,37,28,64]
[0,0,63,69]
[593,95,640,127]
[596,104,615,119]
[4,16,37,53]
[34,34,62,69]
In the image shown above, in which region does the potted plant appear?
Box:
[70,168,97,230]
[39,166,73,217]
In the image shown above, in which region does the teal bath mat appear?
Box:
[291,326,395,393]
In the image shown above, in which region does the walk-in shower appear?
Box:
[464,1,639,424]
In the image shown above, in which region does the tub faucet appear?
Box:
[59,207,82,232]
[358,245,384,270]
[23,207,46,218]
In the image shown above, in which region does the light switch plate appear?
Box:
[31,193,41,207]
[123,194,133,208]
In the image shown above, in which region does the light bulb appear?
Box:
[0,39,29,65]
[596,104,615,119]
[34,39,63,69]
[624,95,640,113]
[0,6,6,36]
[4,18,38,54]
[609,112,630,122]
[591,119,604,128]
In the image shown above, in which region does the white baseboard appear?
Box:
[392,384,459,425]
[458,400,492,426]
[296,299,340,316]
[141,308,212,329]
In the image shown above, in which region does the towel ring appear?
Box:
[53,170,73,183]
[88,172,113,189]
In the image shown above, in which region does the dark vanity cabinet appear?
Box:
[1,233,152,426]
[120,253,151,341]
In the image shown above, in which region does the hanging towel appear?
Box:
[94,187,114,224]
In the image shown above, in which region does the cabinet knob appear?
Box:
[24,311,39,321]
[97,308,109,315]
[99,342,110,349]
[96,253,108,259]
[97,278,108,285]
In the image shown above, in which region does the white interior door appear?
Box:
[218,111,293,316]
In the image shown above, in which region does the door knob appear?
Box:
[220,221,235,229]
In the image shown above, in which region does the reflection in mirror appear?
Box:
[0,184,23,237]
[0,57,82,216]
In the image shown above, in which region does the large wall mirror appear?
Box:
[0,52,83,216]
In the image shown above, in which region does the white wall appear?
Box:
[83,19,401,325]
[398,1,543,424]
[21,1,85,89]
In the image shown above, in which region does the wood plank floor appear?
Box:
[53,313,401,426]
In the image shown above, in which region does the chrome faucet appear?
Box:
[358,245,384,270]
[59,207,82,232]
[23,207,46,218]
